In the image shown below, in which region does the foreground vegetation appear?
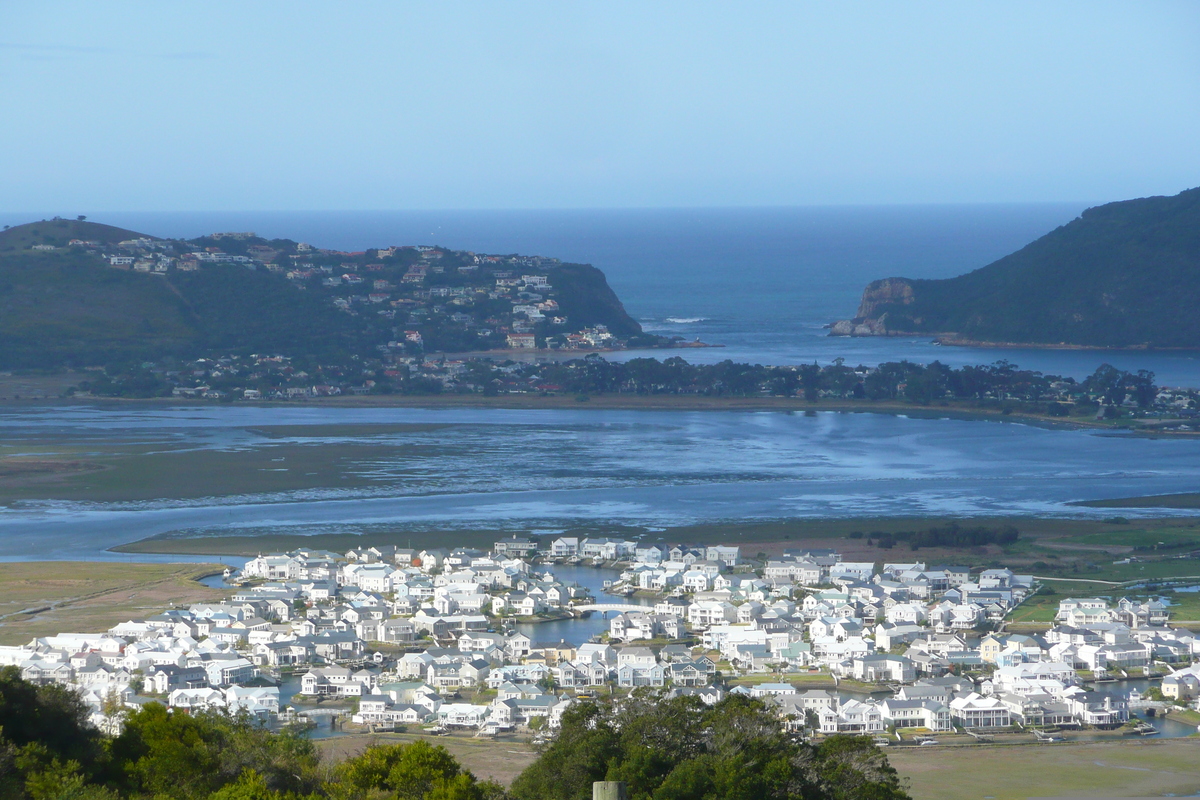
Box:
[0,671,908,800]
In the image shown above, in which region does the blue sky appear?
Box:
[2,2,1198,211]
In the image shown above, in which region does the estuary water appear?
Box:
[2,403,1199,561]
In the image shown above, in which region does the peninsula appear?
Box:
[0,218,677,373]
[830,186,1200,349]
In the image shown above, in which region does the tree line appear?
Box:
[856,523,1020,551]
[520,357,1155,407]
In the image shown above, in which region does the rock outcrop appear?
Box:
[830,278,922,337]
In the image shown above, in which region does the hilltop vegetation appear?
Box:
[0,218,659,371]
[832,187,1200,348]
[0,218,147,250]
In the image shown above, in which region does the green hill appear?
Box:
[0,220,364,369]
[0,218,153,251]
[0,218,652,370]
[831,187,1200,348]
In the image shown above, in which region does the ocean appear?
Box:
[13,204,1200,385]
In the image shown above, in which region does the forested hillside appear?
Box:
[832,187,1200,348]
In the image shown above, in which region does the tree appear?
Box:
[108,703,321,799]
[100,688,125,735]
[510,694,909,800]
[327,740,496,800]
[0,665,105,794]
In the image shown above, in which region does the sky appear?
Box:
[2,2,1199,212]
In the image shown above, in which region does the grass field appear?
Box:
[1011,586,1200,628]
[0,561,227,644]
[317,732,537,786]
[110,514,1054,558]
[724,671,879,692]
[888,739,1200,800]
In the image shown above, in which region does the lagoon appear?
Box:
[2,404,1200,561]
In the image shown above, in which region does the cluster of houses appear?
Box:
[2,536,1197,738]
[79,230,639,357]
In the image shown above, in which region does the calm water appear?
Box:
[3,404,1200,561]
[514,565,654,645]
[14,205,1200,386]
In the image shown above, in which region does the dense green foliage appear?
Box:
[0,248,199,368]
[0,666,107,799]
[851,186,1200,347]
[866,523,1019,551]
[510,694,909,800]
[0,219,144,251]
[0,666,506,800]
[170,266,369,358]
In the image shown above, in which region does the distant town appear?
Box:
[4,535,1197,743]
[62,228,649,352]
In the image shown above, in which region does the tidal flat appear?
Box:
[0,437,456,504]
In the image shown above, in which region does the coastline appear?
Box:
[428,341,721,361]
[829,327,1200,353]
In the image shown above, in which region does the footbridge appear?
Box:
[573,603,648,615]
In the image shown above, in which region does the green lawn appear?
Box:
[1007,593,1060,624]
[1009,585,1200,627]
[888,740,1200,800]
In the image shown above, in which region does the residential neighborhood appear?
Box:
[2,536,1196,743]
